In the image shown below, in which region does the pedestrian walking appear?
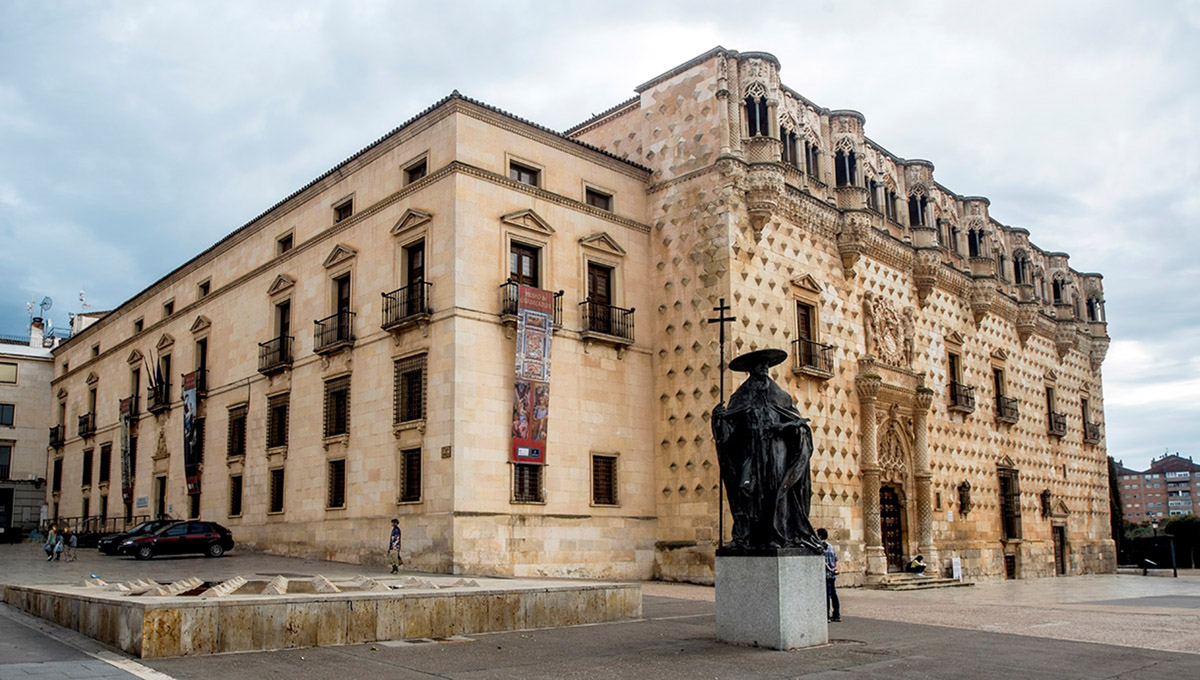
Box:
[387,519,403,574]
[817,527,840,622]
[43,524,58,561]
[62,527,78,562]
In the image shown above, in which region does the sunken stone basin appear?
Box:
[1,574,641,657]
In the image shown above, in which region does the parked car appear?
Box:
[96,519,177,555]
[118,521,234,560]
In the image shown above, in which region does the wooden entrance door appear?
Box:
[405,241,426,314]
[509,242,539,288]
[1053,525,1067,575]
[880,485,904,572]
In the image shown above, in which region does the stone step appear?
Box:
[874,577,973,591]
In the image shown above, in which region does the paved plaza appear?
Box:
[1,544,1198,679]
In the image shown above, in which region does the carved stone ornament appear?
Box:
[879,422,908,485]
[958,481,973,516]
[862,291,916,368]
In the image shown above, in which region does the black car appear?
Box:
[118,521,235,560]
[97,519,177,555]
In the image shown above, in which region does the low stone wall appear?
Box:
[2,577,641,658]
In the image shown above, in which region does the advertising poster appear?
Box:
[182,371,201,494]
[510,285,553,464]
[119,397,133,503]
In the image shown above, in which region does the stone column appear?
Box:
[856,373,885,579]
[717,55,731,156]
[728,60,742,154]
[913,387,938,573]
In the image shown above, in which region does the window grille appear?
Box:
[513,463,543,503]
[99,444,111,484]
[269,468,285,513]
[394,355,427,423]
[228,475,243,516]
[227,406,247,458]
[327,459,346,509]
[592,455,618,505]
[998,468,1022,540]
[324,376,351,437]
[267,394,289,448]
[400,449,421,503]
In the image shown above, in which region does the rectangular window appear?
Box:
[0,403,13,426]
[268,468,285,513]
[592,455,618,506]
[998,468,1022,540]
[198,279,211,297]
[267,394,289,448]
[394,354,427,423]
[509,241,540,287]
[52,458,62,493]
[82,449,94,486]
[163,300,174,317]
[333,198,353,223]
[0,443,11,480]
[99,443,111,484]
[327,459,346,509]
[509,161,540,187]
[585,188,613,211]
[0,362,16,384]
[399,448,421,503]
[133,318,144,333]
[513,463,543,503]
[1081,397,1090,424]
[82,497,90,519]
[228,475,242,516]
[948,352,961,383]
[1045,386,1056,418]
[993,368,1006,399]
[405,159,427,184]
[91,343,100,358]
[324,376,351,438]
[277,233,294,255]
[227,405,247,458]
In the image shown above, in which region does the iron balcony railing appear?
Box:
[382,281,432,330]
[791,337,834,375]
[1084,421,1101,444]
[49,425,65,449]
[258,335,293,374]
[77,413,95,439]
[146,382,171,414]
[314,310,355,354]
[996,396,1019,424]
[499,280,563,326]
[579,299,635,341]
[950,382,976,412]
[1048,411,1067,437]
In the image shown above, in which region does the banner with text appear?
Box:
[119,397,133,503]
[182,371,201,494]
[510,285,553,464]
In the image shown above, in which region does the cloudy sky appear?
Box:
[1,1,1196,470]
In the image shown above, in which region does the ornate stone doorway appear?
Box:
[880,485,905,572]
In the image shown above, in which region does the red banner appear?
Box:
[511,286,553,464]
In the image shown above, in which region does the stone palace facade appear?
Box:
[46,47,1113,583]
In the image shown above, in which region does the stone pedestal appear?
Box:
[715,552,828,650]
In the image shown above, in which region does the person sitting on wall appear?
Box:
[906,555,927,575]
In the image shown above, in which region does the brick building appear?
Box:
[1116,453,1200,523]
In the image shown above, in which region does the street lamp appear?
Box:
[1151,518,1159,536]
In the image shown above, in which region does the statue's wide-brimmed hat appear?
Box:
[728,348,788,372]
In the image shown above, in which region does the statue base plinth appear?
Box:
[715,552,828,650]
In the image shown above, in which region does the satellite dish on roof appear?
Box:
[40,297,52,315]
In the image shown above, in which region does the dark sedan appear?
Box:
[96,519,177,555]
[118,521,234,560]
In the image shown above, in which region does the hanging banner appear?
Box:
[182,371,201,494]
[119,397,133,503]
[510,285,553,464]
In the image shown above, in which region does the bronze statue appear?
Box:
[712,348,822,554]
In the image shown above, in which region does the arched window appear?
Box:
[1052,278,1065,304]
[1087,297,1105,322]
[835,150,857,187]
[949,225,961,254]
[908,196,928,227]
[1013,252,1030,285]
[744,97,769,137]
[780,127,799,167]
[885,190,898,222]
[996,252,1007,280]
[867,179,880,211]
[804,140,821,178]
[968,229,986,257]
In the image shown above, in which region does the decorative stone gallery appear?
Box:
[2,576,640,658]
[46,47,1112,586]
